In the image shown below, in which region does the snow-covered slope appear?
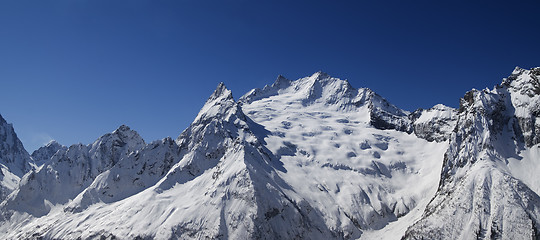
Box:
[404,67,540,239]
[240,72,413,133]
[0,114,33,201]
[0,67,539,239]
[1,83,338,239]
[31,140,66,167]
[0,115,32,176]
[240,73,449,238]
[1,125,145,218]
[410,104,457,142]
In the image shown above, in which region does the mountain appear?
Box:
[239,72,452,238]
[31,140,66,166]
[403,67,540,239]
[1,125,145,218]
[410,104,457,142]
[0,114,33,201]
[240,72,413,133]
[0,67,538,239]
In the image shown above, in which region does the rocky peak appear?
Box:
[439,67,540,189]
[410,104,457,142]
[501,66,540,97]
[3,125,148,217]
[177,82,252,147]
[209,82,233,102]
[498,67,540,147]
[109,125,145,146]
[113,124,132,134]
[31,140,66,166]
[404,67,540,239]
[0,114,32,177]
[272,74,292,89]
[306,71,350,87]
[89,125,146,169]
[193,82,239,124]
[295,72,358,107]
[241,72,413,132]
[239,75,291,104]
[310,71,331,81]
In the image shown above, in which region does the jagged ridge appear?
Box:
[0,67,538,239]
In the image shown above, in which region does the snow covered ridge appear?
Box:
[0,67,538,239]
[0,114,33,201]
[404,66,540,239]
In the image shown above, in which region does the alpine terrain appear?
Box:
[0,67,539,239]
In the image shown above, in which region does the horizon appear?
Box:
[2,66,530,153]
[1,1,539,152]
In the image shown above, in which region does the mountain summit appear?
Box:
[0,114,33,201]
[0,67,539,239]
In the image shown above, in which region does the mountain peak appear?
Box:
[0,113,32,177]
[113,124,131,134]
[307,71,334,84]
[501,66,540,97]
[31,140,66,166]
[311,71,330,80]
[193,82,238,124]
[209,82,233,102]
[512,66,526,74]
[108,124,145,145]
[274,74,290,86]
[45,140,61,147]
[238,76,291,104]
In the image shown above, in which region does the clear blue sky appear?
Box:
[1,0,539,152]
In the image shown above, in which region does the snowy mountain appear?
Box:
[31,140,66,166]
[404,67,540,239]
[0,114,33,201]
[410,104,457,142]
[240,72,413,133]
[0,67,538,239]
[1,125,145,218]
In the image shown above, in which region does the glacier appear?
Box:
[0,67,538,239]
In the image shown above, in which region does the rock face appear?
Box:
[240,74,448,239]
[240,72,414,133]
[410,104,457,142]
[0,68,539,239]
[0,114,32,177]
[0,114,33,201]
[502,67,540,147]
[404,67,540,239]
[30,140,66,166]
[1,125,145,218]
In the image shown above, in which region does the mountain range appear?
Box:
[0,67,539,239]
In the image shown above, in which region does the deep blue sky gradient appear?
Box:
[1,0,539,151]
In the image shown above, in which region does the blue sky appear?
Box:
[1,0,539,152]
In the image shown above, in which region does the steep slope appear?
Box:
[4,68,538,239]
[0,114,33,201]
[0,125,145,218]
[404,67,540,239]
[0,74,455,239]
[64,137,180,213]
[0,114,33,176]
[410,104,457,142]
[240,73,450,238]
[240,72,413,133]
[31,140,66,167]
[0,83,337,239]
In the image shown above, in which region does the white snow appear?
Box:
[414,104,455,123]
[507,145,540,195]
[241,76,447,238]
[1,68,540,239]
